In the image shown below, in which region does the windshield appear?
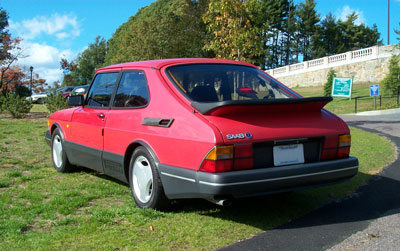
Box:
[166,64,295,102]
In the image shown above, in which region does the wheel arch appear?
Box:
[123,140,160,183]
[50,123,63,138]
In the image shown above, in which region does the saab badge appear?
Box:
[245,132,252,139]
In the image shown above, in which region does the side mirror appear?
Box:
[68,95,84,106]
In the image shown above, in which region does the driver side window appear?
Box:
[85,72,120,107]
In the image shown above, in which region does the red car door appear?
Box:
[68,72,120,172]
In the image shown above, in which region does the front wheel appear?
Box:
[51,128,74,173]
[129,147,168,209]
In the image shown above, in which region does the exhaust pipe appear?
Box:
[208,199,232,207]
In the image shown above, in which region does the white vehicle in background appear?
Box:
[27,92,49,104]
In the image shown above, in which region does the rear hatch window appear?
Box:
[166,64,296,103]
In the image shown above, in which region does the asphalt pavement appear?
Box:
[222,108,400,251]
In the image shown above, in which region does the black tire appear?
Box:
[37,98,43,104]
[51,128,74,173]
[129,146,168,209]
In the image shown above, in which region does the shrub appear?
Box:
[0,94,5,112]
[324,69,336,97]
[45,93,69,113]
[15,85,32,98]
[382,55,400,95]
[2,93,32,118]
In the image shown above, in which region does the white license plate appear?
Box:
[273,144,305,166]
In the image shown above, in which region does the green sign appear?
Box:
[331,77,353,97]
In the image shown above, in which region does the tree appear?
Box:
[0,8,26,93]
[311,13,340,58]
[75,36,107,85]
[324,69,336,96]
[382,56,400,95]
[105,0,209,65]
[0,65,47,94]
[203,0,262,62]
[297,0,319,61]
[60,57,78,86]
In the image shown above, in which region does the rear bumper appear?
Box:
[158,157,358,200]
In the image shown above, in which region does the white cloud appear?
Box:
[336,6,366,25]
[9,13,81,41]
[15,41,79,85]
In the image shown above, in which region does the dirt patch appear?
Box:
[0,112,48,121]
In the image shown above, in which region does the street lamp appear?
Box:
[29,66,33,92]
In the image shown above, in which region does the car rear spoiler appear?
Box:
[191,97,333,116]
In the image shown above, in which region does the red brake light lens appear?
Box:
[200,144,254,173]
[321,134,351,160]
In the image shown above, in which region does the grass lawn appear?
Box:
[292,82,400,114]
[0,111,396,250]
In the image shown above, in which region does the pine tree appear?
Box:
[324,69,336,97]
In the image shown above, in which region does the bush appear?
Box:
[15,85,32,98]
[382,55,400,95]
[45,93,69,113]
[0,94,5,112]
[2,93,32,118]
[324,69,336,96]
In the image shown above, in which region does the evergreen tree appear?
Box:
[382,56,400,95]
[324,69,336,97]
[297,0,319,61]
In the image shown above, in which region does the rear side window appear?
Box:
[86,72,120,107]
[113,71,150,108]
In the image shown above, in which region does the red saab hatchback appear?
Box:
[45,58,358,209]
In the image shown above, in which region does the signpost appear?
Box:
[370,84,379,110]
[331,77,353,99]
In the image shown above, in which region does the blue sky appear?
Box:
[1,0,399,85]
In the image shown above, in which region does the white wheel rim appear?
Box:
[52,135,63,168]
[132,156,153,203]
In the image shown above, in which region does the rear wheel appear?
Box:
[37,98,43,104]
[51,128,74,172]
[129,146,168,209]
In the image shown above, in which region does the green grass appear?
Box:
[30,104,49,113]
[0,116,396,250]
[292,82,400,114]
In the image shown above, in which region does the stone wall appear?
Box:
[275,57,390,87]
[270,45,399,87]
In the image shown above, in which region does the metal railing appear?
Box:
[354,91,400,113]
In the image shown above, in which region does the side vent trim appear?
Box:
[142,118,174,128]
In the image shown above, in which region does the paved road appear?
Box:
[222,109,400,251]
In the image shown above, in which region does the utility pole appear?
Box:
[388,0,390,45]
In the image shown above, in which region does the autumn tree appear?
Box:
[203,0,262,63]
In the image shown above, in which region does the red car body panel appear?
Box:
[46,58,358,204]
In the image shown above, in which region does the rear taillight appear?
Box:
[200,144,254,173]
[234,144,254,170]
[321,134,351,160]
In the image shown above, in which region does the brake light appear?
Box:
[321,134,351,160]
[200,146,234,173]
[200,144,254,173]
[234,144,254,170]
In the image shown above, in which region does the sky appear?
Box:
[0,0,399,87]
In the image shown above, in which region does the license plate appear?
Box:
[273,144,305,166]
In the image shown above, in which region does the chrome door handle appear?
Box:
[97,113,105,118]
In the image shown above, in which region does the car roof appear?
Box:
[97,58,258,73]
